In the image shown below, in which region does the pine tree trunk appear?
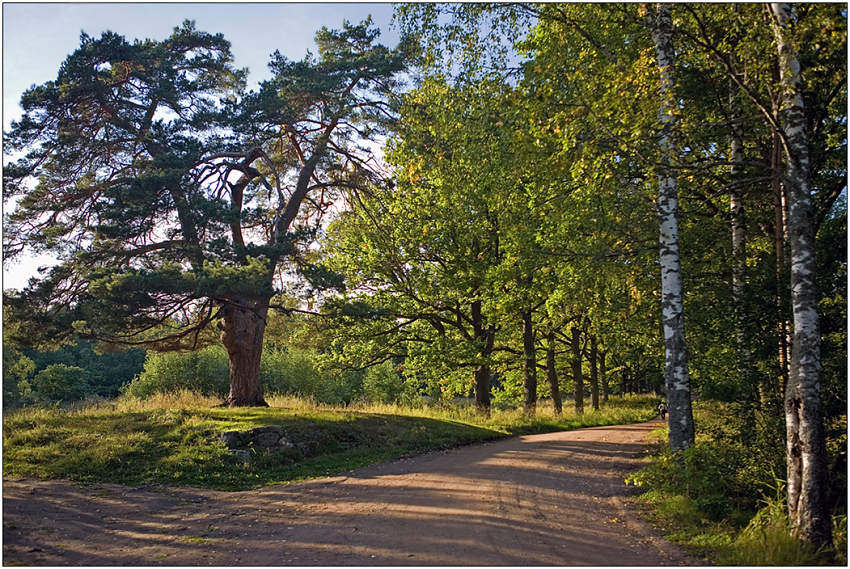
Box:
[546,331,562,415]
[219,296,270,407]
[770,2,831,548]
[600,350,609,403]
[590,335,599,411]
[571,324,583,414]
[522,310,537,415]
[649,3,695,453]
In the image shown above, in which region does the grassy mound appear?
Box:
[3,392,656,491]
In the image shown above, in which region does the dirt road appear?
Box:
[3,420,696,565]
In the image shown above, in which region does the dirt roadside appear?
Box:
[3,419,699,566]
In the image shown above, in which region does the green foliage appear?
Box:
[260,347,363,405]
[629,400,846,564]
[361,360,417,405]
[3,345,35,407]
[29,364,91,403]
[122,345,364,405]
[627,401,784,520]
[722,493,827,565]
[25,340,146,398]
[122,346,230,398]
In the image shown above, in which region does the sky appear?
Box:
[2,2,400,290]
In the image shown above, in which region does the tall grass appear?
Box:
[630,400,847,565]
[722,494,824,565]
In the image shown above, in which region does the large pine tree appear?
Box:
[3,20,409,406]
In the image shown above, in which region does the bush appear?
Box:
[25,340,145,398]
[262,347,362,404]
[362,361,417,405]
[122,346,229,398]
[627,403,777,522]
[30,364,90,403]
[124,346,364,405]
[3,346,35,407]
[629,400,846,565]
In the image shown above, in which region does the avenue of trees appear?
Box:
[3,3,845,551]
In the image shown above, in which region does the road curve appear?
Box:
[3,420,696,566]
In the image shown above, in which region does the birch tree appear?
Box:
[648,3,695,452]
[769,2,831,548]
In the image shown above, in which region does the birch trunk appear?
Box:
[772,64,791,402]
[770,3,831,548]
[773,128,791,404]
[729,83,752,397]
[649,3,695,452]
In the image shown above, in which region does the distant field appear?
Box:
[3,393,656,490]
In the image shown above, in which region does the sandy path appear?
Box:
[3,420,696,566]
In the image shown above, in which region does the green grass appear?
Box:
[3,392,656,491]
[628,401,847,566]
[637,489,845,566]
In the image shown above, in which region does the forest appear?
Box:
[2,3,846,564]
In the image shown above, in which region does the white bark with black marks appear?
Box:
[649,3,695,453]
[770,2,831,548]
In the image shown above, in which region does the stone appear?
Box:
[296,440,320,457]
[229,449,251,462]
[220,431,243,448]
[254,431,281,449]
[218,425,294,455]
[251,425,284,436]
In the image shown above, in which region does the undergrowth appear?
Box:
[627,400,847,565]
[3,392,656,491]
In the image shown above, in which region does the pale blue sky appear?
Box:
[2,2,399,289]
[3,2,398,129]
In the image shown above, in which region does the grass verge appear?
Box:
[4,392,656,491]
[626,401,847,566]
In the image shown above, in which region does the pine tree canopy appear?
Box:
[3,19,411,351]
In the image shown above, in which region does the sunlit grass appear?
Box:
[4,392,657,491]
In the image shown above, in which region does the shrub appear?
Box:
[122,346,229,398]
[362,361,417,405]
[122,345,365,404]
[629,400,846,565]
[627,406,774,522]
[3,346,35,407]
[30,364,91,403]
[261,347,363,404]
